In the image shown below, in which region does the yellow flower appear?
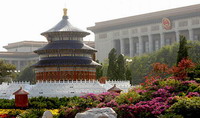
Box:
[47,109,59,115]
[0,109,24,114]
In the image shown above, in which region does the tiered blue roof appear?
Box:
[33,56,99,67]
[33,8,100,67]
[34,40,96,53]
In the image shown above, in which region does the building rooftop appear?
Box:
[41,8,89,37]
[3,41,47,50]
[33,56,100,67]
[0,52,37,58]
[34,40,96,53]
[88,4,200,32]
[13,87,29,95]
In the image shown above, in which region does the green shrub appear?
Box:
[0,99,15,108]
[115,91,141,104]
[158,113,183,118]
[67,97,99,110]
[19,109,44,118]
[158,79,181,88]
[8,109,22,117]
[194,78,200,83]
[29,96,70,109]
[187,83,199,92]
[167,97,200,118]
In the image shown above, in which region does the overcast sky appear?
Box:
[0,0,199,51]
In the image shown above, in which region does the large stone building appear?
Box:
[88,4,200,62]
[0,41,47,71]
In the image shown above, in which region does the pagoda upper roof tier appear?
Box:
[34,40,97,54]
[33,56,100,67]
[41,15,90,38]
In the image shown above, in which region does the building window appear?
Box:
[136,42,139,54]
[141,27,148,33]
[165,39,171,45]
[192,18,199,25]
[131,29,138,34]
[155,40,159,50]
[151,25,159,31]
[145,42,149,53]
[99,33,107,39]
[178,20,188,27]
[113,32,120,37]
[171,22,175,28]
[122,30,128,35]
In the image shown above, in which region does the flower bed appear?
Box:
[59,59,200,118]
[0,109,59,118]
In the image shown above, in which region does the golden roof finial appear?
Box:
[63,8,67,16]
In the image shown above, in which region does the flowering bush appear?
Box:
[0,114,15,118]
[167,58,196,79]
[186,92,200,97]
[98,92,119,103]
[80,93,101,101]
[114,59,199,117]
[59,107,80,118]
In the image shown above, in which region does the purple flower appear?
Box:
[187,92,200,97]
[152,88,171,97]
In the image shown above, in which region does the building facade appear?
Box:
[0,41,47,71]
[88,4,200,62]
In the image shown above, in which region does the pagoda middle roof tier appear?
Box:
[34,40,97,54]
[41,16,89,37]
[33,56,100,67]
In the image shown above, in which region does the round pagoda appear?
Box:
[33,8,100,81]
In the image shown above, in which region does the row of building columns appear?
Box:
[117,29,195,57]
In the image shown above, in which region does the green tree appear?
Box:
[107,48,118,80]
[177,35,189,65]
[116,54,126,80]
[125,66,132,81]
[96,60,103,80]
[0,60,16,83]
[16,65,36,83]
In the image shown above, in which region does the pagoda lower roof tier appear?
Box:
[33,56,100,67]
[34,40,96,54]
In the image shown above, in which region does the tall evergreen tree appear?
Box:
[0,60,16,78]
[107,48,117,80]
[16,65,36,83]
[177,35,189,65]
[125,67,132,81]
[96,60,103,80]
[116,54,126,80]
[0,60,16,83]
